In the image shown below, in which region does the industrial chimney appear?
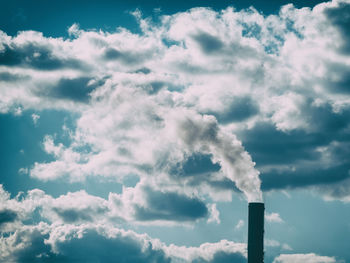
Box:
[248,202,264,263]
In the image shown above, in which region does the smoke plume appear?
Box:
[172,110,263,202]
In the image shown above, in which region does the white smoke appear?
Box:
[169,109,263,202]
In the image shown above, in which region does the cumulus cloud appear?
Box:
[0,186,247,262]
[133,186,209,222]
[164,240,246,263]
[273,253,337,263]
[47,226,171,263]
[0,186,246,263]
[0,209,18,228]
[0,183,217,227]
[0,0,350,205]
[0,223,246,263]
[2,0,350,261]
[0,223,171,263]
[30,91,262,201]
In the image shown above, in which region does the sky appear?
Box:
[0,0,350,262]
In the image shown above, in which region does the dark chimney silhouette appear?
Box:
[248,202,264,263]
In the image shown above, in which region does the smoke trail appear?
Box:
[173,110,262,202]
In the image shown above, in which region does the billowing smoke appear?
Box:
[169,109,263,202]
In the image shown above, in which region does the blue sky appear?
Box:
[1,0,350,262]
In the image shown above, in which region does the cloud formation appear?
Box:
[1,0,350,207]
[273,253,336,263]
[0,183,216,227]
[0,224,247,263]
[265,212,284,223]
[0,185,246,263]
[1,0,350,261]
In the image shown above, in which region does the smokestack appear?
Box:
[248,202,264,263]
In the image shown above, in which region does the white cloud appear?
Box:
[31,113,40,124]
[0,183,217,226]
[265,212,284,223]
[207,203,220,224]
[273,253,337,263]
[0,190,246,262]
[265,239,293,252]
[30,92,262,201]
[1,0,350,260]
[265,239,280,247]
[1,0,350,205]
[164,239,246,262]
